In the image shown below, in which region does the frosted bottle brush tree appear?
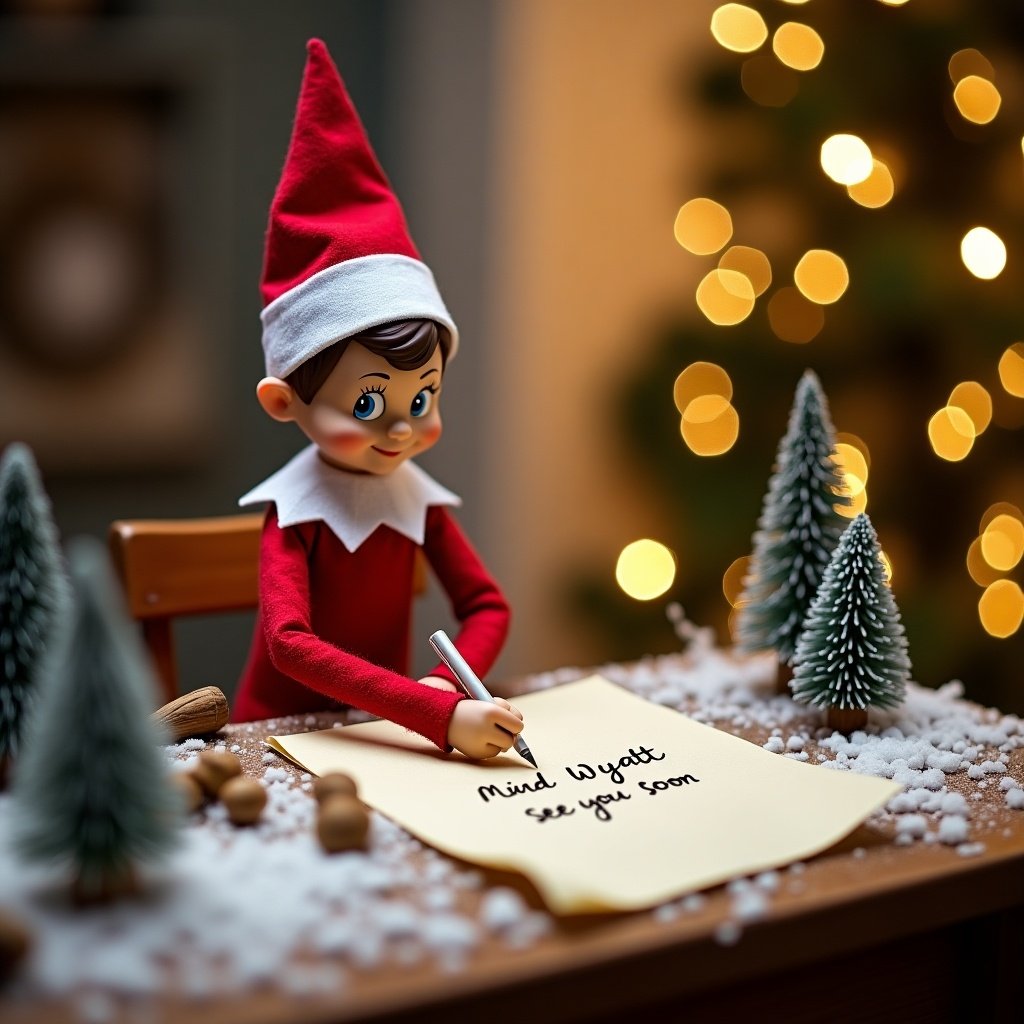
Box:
[735,371,851,688]
[13,538,180,904]
[791,513,910,733]
[0,443,65,789]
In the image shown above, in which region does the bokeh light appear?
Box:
[741,56,799,107]
[948,381,992,435]
[695,269,756,325]
[981,514,1024,571]
[794,249,850,304]
[978,580,1024,638]
[998,343,1024,397]
[847,159,895,208]
[967,537,1003,588]
[960,227,1006,279]
[767,287,825,343]
[674,198,733,255]
[710,4,768,54]
[879,551,893,585]
[832,442,870,496]
[673,361,733,414]
[927,405,975,461]
[835,432,871,470]
[722,555,751,607]
[718,245,772,296]
[616,540,677,601]
[820,134,873,186]
[980,502,1024,534]
[772,22,824,71]
[680,394,740,456]
[948,48,996,85]
[835,487,868,519]
[953,75,1002,125]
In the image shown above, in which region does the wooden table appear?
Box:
[4,664,1024,1024]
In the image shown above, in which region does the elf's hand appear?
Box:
[447,697,524,760]
[418,675,459,693]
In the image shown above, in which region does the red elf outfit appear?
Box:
[232,39,509,750]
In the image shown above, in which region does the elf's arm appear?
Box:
[421,506,511,688]
[259,509,464,750]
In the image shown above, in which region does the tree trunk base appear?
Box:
[827,706,869,734]
[72,863,139,906]
[775,659,794,696]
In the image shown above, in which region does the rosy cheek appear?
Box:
[326,427,371,453]
[420,420,443,446]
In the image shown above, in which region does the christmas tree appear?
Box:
[569,3,1024,713]
[13,538,180,903]
[791,513,910,732]
[0,443,65,789]
[735,371,851,680]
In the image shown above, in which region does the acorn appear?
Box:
[192,750,242,798]
[171,772,205,814]
[220,776,268,826]
[317,795,370,853]
[312,772,358,805]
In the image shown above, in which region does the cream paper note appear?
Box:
[269,676,899,914]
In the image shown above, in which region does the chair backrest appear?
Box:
[109,514,265,706]
[109,512,428,707]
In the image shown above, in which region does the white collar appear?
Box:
[239,445,460,552]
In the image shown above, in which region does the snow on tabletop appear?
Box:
[2,635,1024,1011]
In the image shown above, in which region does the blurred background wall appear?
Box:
[2,0,1022,713]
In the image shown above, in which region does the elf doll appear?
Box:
[233,39,522,760]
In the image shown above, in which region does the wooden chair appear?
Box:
[109,514,265,706]
[109,512,428,707]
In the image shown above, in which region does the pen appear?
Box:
[429,629,538,768]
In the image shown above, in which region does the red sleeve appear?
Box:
[259,509,464,750]
[422,506,511,686]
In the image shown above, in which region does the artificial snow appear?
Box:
[3,629,1023,1013]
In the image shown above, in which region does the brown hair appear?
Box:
[286,319,450,404]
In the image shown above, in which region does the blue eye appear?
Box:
[410,388,434,418]
[353,390,385,421]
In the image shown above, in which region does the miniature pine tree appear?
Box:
[13,538,180,903]
[791,513,910,732]
[0,443,66,789]
[735,371,852,684]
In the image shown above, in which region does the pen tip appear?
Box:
[522,750,538,768]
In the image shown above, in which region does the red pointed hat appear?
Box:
[259,39,458,378]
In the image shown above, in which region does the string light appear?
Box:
[980,514,1024,571]
[673,362,733,413]
[927,406,975,461]
[710,4,768,54]
[953,75,1002,125]
[847,159,895,208]
[997,343,1024,397]
[615,540,677,601]
[978,580,1024,638]
[948,381,992,435]
[767,287,825,343]
[674,198,733,255]
[948,48,996,85]
[772,23,824,72]
[820,134,873,186]
[722,556,751,607]
[879,551,894,585]
[980,502,1024,534]
[835,487,868,519]
[835,432,871,470]
[960,227,1006,279]
[967,537,1003,588]
[680,395,740,456]
[832,442,869,496]
[794,249,850,304]
[718,245,772,296]
[695,269,756,325]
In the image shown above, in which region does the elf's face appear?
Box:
[260,342,444,475]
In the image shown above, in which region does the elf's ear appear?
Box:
[256,378,299,422]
